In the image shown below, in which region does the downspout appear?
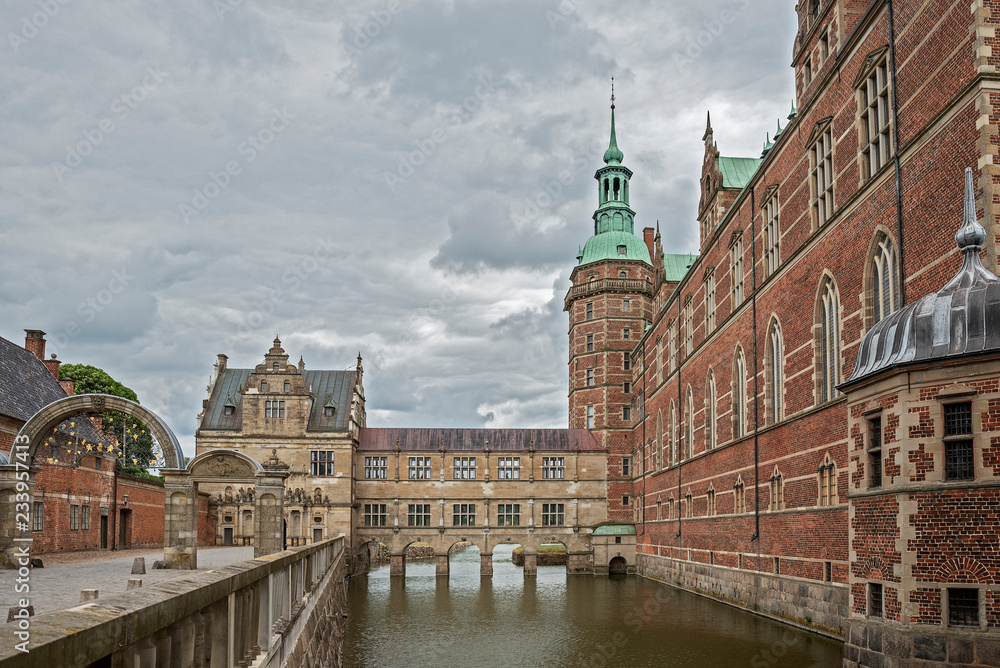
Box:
[750,185,761,543]
[640,337,646,536]
[676,294,682,539]
[887,0,905,304]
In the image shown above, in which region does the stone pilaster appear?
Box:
[389,554,405,577]
[435,554,449,576]
[522,552,537,576]
[254,470,289,557]
[163,470,197,569]
[480,553,493,577]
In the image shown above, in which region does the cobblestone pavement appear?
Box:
[0,546,254,615]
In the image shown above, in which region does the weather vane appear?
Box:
[611,76,615,110]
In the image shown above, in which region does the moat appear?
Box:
[343,545,843,667]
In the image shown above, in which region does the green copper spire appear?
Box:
[603,78,624,165]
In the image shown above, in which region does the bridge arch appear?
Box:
[14,394,185,469]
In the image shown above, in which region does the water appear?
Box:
[343,545,844,668]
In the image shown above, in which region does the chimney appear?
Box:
[60,374,75,396]
[24,330,46,361]
[43,353,61,380]
[643,227,655,262]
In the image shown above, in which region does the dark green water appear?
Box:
[343,545,843,668]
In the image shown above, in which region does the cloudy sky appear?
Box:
[1,0,796,456]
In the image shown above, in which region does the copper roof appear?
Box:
[358,428,602,452]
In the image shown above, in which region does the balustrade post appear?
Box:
[134,636,156,668]
[153,629,171,668]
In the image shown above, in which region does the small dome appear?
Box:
[579,231,651,266]
[846,169,1000,384]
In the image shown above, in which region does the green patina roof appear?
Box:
[718,156,762,189]
[664,253,699,282]
[593,524,636,536]
[579,230,651,266]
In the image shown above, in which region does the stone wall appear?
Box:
[842,619,1000,667]
[284,553,349,668]
[639,553,848,639]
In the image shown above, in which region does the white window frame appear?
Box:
[497,457,521,479]
[310,450,334,476]
[764,193,780,276]
[408,456,432,480]
[542,456,565,479]
[364,456,387,479]
[453,456,477,479]
[860,59,892,182]
[731,238,744,306]
[811,127,835,227]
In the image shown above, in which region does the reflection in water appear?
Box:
[343,545,843,668]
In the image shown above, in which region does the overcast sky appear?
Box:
[1,0,796,457]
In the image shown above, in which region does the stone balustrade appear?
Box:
[0,536,346,668]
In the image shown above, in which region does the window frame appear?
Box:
[310,450,335,477]
[453,456,477,480]
[763,192,780,277]
[408,456,432,480]
[541,503,564,526]
[497,456,521,480]
[810,125,835,228]
[496,503,520,526]
[858,57,892,182]
[364,456,387,479]
[407,503,431,527]
[944,401,974,481]
[542,456,565,480]
[453,503,476,527]
[364,503,387,527]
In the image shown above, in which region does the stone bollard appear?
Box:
[131,557,146,574]
[80,589,99,602]
[29,558,43,568]
[6,606,33,623]
[152,560,164,570]
[127,578,142,590]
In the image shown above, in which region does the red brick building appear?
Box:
[566,0,1000,651]
[0,331,215,555]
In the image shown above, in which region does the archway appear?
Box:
[609,556,628,575]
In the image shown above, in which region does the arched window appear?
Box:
[656,410,663,471]
[619,270,627,279]
[685,386,694,459]
[870,233,899,326]
[706,369,717,450]
[669,402,677,466]
[817,278,841,403]
[283,380,290,392]
[613,177,621,200]
[273,362,279,371]
[766,320,783,424]
[260,380,267,393]
[733,348,747,438]
[769,467,785,511]
[603,178,610,203]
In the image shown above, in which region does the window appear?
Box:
[624,353,631,371]
[624,381,631,394]
[820,457,838,505]
[622,299,630,312]
[617,244,627,256]
[453,503,476,527]
[868,417,882,488]
[622,495,629,506]
[586,369,594,387]
[497,503,520,526]
[685,492,693,518]
[860,58,891,181]
[769,470,784,511]
[31,502,43,532]
[811,127,835,226]
[774,557,781,575]
[623,406,631,421]
[868,583,883,618]
[819,30,829,61]
[766,322,783,424]
[622,456,631,477]
[265,400,285,418]
[70,504,79,531]
[283,380,290,392]
[733,349,747,438]
[667,324,677,374]
[364,456,387,479]
[870,234,899,326]
[497,457,521,479]
[542,503,564,526]
[948,588,980,627]
[656,410,664,470]
[683,300,693,356]
[705,273,716,332]
[453,457,476,479]
[619,270,627,279]
[764,193,780,276]
[586,406,594,429]
[407,504,431,527]
[542,457,565,479]
[272,362,279,371]
[364,503,387,527]
[804,55,812,86]
[706,370,717,450]
[669,403,677,465]
[310,451,334,476]
[408,456,432,479]
[586,335,594,352]
[707,489,716,516]
[825,561,832,582]
[324,405,334,417]
[945,402,974,480]
[668,497,675,520]
[224,405,235,416]
[685,388,694,459]
[731,237,744,306]
[260,380,267,392]
[81,505,90,531]
[586,302,593,319]
[734,480,746,514]
[818,279,841,403]
[623,328,630,341]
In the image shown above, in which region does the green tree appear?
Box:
[59,363,158,473]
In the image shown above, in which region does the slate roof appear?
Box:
[718,156,762,189]
[199,368,357,432]
[663,253,699,282]
[0,335,67,423]
[358,428,603,452]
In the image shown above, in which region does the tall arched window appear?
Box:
[870,233,899,326]
[817,278,842,403]
[766,320,783,425]
[656,410,663,471]
[669,402,677,465]
[260,380,267,393]
[733,348,746,439]
[283,380,291,392]
[685,387,694,459]
[706,369,717,450]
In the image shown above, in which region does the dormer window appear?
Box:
[617,245,627,256]
[284,380,290,392]
[272,362,279,371]
[324,406,335,417]
[224,405,235,416]
[260,380,267,392]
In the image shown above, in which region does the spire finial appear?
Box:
[603,82,623,165]
[957,167,987,251]
[610,76,615,110]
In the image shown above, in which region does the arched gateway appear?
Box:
[1,395,287,570]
